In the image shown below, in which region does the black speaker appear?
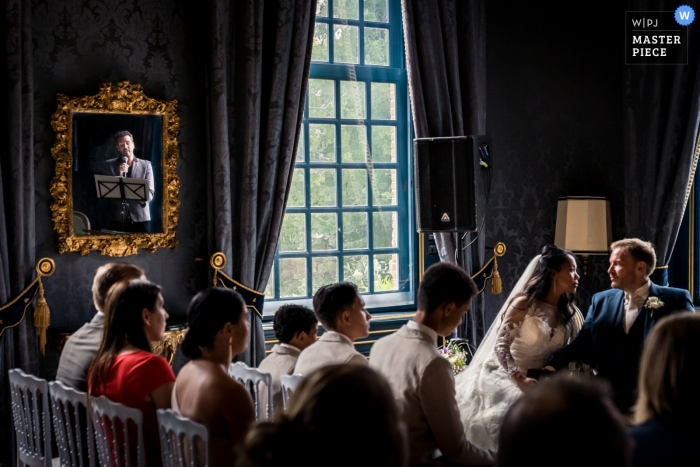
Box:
[414,135,491,232]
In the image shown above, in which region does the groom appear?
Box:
[550,238,693,413]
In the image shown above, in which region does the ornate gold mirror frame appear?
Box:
[50,81,180,256]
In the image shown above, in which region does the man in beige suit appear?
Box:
[56,262,145,391]
[295,282,371,375]
[258,304,318,413]
[370,263,495,466]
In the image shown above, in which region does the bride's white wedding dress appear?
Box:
[454,256,574,452]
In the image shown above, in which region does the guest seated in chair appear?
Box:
[174,288,255,467]
[57,262,145,392]
[88,279,174,467]
[630,312,700,467]
[236,364,407,467]
[498,374,631,467]
[370,262,495,466]
[258,304,318,414]
[294,282,370,375]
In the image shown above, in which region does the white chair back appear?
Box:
[8,368,52,467]
[48,381,95,467]
[157,409,209,467]
[279,374,303,411]
[228,362,273,420]
[90,395,145,467]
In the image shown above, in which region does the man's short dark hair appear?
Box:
[312,282,358,330]
[115,130,134,143]
[273,304,318,344]
[417,263,477,314]
[498,375,631,467]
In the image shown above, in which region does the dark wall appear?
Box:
[483,2,625,321]
[31,0,209,378]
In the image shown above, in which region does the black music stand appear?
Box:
[94,174,149,232]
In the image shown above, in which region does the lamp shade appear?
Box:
[554,197,612,255]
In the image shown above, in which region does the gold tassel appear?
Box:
[213,270,218,287]
[490,257,503,295]
[34,278,50,355]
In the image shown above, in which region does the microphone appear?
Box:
[121,156,128,177]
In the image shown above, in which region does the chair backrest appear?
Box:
[49,381,95,467]
[279,374,303,411]
[8,368,52,467]
[228,362,273,420]
[90,395,145,467]
[157,409,209,467]
[72,211,91,235]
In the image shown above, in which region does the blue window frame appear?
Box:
[265,0,413,313]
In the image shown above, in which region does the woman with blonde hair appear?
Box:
[236,364,407,467]
[631,311,700,467]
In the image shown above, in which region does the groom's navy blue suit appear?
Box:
[550,282,693,412]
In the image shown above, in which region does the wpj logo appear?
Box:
[625,7,692,65]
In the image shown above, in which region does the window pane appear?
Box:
[370,126,395,162]
[279,258,307,298]
[280,213,306,251]
[341,125,367,162]
[309,124,335,162]
[333,0,358,19]
[371,169,397,205]
[312,23,329,62]
[296,126,305,162]
[344,255,369,292]
[310,169,337,206]
[264,273,274,299]
[373,211,397,248]
[371,83,395,120]
[342,169,367,206]
[364,28,389,65]
[308,79,335,118]
[374,254,398,291]
[317,0,328,16]
[340,81,366,119]
[311,213,337,250]
[312,256,338,293]
[287,169,305,207]
[343,212,368,249]
[334,25,359,64]
[364,0,388,22]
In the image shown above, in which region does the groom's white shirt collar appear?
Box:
[407,320,438,343]
[626,279,651,303]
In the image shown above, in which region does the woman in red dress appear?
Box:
[89,279,175,467]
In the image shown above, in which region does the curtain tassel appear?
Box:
[34,279,50,355]
[490,257,502,295]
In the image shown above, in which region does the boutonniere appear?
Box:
[645,296,665,317]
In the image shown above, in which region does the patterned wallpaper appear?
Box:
[30,0,210,377]
[481,2,626,324]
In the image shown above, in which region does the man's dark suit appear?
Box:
[550,282,693,412]
[101,157,154,222]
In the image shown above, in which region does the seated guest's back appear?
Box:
[57,262,144,391]
[370,262,494,466]
[236,364,407,467]
[173,288,255,467]
[258,304,317,413]
[498,374,631,467]
[294,282,370,375]
[88,279,175,467]
[630,312,700,467]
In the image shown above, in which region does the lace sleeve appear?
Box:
[494,300,529,377]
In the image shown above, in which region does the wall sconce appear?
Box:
[554,196,612,274]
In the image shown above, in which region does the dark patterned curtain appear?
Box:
[401,0,488,344]
[1,0,40,465]
[624,0,700,286]
[207,0,316,366]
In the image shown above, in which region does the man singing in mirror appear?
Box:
[101,130,155,233]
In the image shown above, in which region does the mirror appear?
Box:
[50,82,181,256]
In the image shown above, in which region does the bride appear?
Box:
[455,245,580,451]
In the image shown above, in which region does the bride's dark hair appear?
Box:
[513,244,577,324]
